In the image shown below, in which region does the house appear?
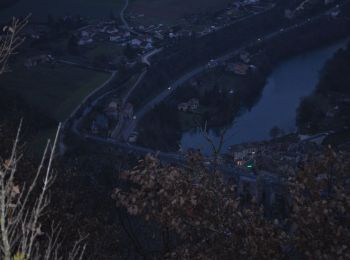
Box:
[330,9,340,17]
[243,0,259,5]
[24,54,54,68]
[78,37,93,46]
[226,63,250,75]
[104,101,120,119]
[123,103,134,119]
[239,51,251,63]
[110,35,121,42]
[169,32,177,38]
[177,99,199,112]
[107,101,118,111]
[284,9,294,19]
[190,80,198,87]
[106,27,119,34]
[207,59,219,69]
[178,103,189,112]
[188,98,199,110]
[144,42,153,50]
[91,114,109,134]
[128,132,139,143]
[154,32,164,40]
[130,39,142,47]
[91,121,99,134]
[81,31,90,37]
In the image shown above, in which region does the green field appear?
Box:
[84,42,123,61]
[0,0,123,22]
[1,61,110,121]
[1,59,110,155]
[129,0,231,25]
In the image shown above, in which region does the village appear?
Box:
[13,0,347,154]
[228,133,332,174]
[128,0,274,38]
[20,0,275,73]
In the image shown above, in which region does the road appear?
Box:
[142,48,163,66]
[67,70,117,134]
[119,2,349,141]
[57,59,114,73]
[84,133,281,184]
[120,0,130,30]
[120,0,143,36]
[66,0,350,160]
[111,70,147,138]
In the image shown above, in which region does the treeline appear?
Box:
[137,68,267,152]
[135,2,350,152]
[137,102,182,152]
[129,0,349,109]
[0,0,19,9]
[297,42,350,134]
[0,89,57,147]
[129,0,290,108]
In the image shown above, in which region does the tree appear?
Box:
[288,148,350,259]
[114,147,350,259]
[0,122,86,259]
[123,44,138,60]
[0,18,86,257]
[67,35,79,55]
[0,17,28,75]
[114,153,287,259]
[269,126,282,139]
[47,14,55,28]
[296,94,329,133]
[109,10,116,21]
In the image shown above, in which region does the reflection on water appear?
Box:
[181,40,349,155]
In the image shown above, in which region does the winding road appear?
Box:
[120,0,143,36]
[119,2,350,142]
[65,70,117,131]
[66,0,350,163]
[120,0,130,30]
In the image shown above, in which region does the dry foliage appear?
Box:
[0,122,85,260]
[289,148,350,259]
[115,148,350,259]
[0,16,28,75]
[115,153,287,259]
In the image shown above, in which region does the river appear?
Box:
[181,39,349,155]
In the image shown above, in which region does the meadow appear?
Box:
[1,61,110,121]
[0,0,123,22]
[129,0,231,25]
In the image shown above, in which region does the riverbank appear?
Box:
[180,39,350,154]
[297,41,350,146]
[129,0,350,112]
[137,29,350,153]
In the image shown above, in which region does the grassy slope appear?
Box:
[129,0,231,25]
[1,61,110,121]
[0,0,123,22]
[1,61,110,154]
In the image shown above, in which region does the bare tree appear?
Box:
[0,121,86,260]
[0,16,29,75]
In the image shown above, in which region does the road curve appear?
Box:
[142,48,163,66]
[120,2,349,141]
[120,0,130,30]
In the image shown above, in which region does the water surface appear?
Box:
[181,40,349,154]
